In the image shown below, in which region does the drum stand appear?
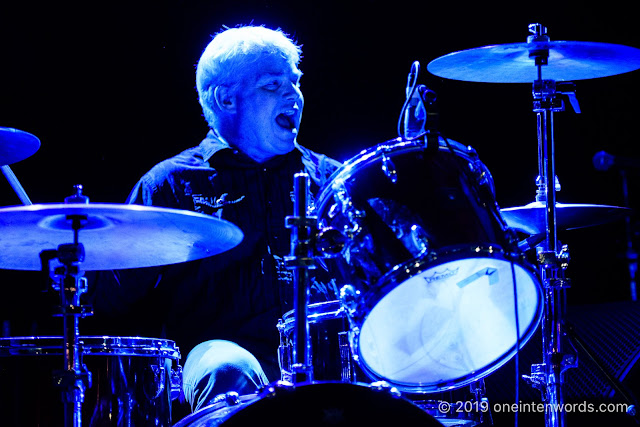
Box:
[39,186,93,427]
[285,172,316,383]
[523,24,578,427]
[285,172,346,384]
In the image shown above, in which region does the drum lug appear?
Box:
[468,159,491,187]
[410,224,430,254]
[212,391,241,406]
[368,380,402,398]
[170,364,183,401]
[315,227,347,258]
[337,332,356,383]
[339,284,362,318]
[277,317,294,383]
[332,181,365,223]
[381,152,398,183]
[258,380,295,399]
[145,364,167,400]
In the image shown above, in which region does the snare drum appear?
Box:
[277,301,359,382]
[0,336,181,426]
[315,137,543,393]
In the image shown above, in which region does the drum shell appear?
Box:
[316,138,543,392]
[0,336,181,427]
[315,138,515,295]
[278,301,365,383]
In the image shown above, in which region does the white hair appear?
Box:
[196,25,302,129]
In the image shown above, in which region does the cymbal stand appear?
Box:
[524,23,579,427]
[40,186,93,427]
[285,172,316,383]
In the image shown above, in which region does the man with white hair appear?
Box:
[123,25,340,412]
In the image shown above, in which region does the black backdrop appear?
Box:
[1,1,640,425]
[2,1,640,301]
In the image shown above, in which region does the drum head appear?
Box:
[175,382,444,426]
[356,255,542,391]
[0,336,180,359]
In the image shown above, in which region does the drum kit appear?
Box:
[1,22,639,427]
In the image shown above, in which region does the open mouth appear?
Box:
[275,111,297,132]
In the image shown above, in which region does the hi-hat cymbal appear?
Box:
[501,202,632,235]
[0,203,244,271]
[0,127,40,165]
[427,41,640,83]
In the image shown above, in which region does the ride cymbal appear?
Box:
[428,41,640,83]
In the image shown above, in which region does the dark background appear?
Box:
[1,1,639,426]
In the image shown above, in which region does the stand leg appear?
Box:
[565,323,640,422]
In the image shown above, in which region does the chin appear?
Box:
[274,139,296,154]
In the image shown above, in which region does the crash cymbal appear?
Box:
[0,127,40,165]
[501,202,632,235]
[427,41,640,83]
[0,203,243,270]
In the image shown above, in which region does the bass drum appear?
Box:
[315,137,543,393]
[0,336,181,426]
[173,381,444,426]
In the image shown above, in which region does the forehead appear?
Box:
[245,53,301,81]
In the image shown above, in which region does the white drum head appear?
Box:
[357,257,541,391]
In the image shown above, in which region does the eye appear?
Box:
[263,79,282,91]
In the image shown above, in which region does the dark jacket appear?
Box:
[85,131,341,380]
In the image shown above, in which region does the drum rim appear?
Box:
[377,244,539,304]
[348,249,544,393]
[315,136,476,218]
[281,300,344,328]
[0,335,180,359]
[173,393,259,427]
[347,244,539,321]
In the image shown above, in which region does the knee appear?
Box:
[182,340,268,411]
[183,340,263,377]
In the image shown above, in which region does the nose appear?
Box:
[285,82,303,105]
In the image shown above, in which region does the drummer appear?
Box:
[88,25,340,413]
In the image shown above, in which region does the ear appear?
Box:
[213,85,236,113]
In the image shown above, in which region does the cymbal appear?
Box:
[0,203,244,271]
[427,41,640,83]
[0,127,40,165]
[501,202,632,235]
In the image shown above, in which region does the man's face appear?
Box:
[230,54,303,163]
